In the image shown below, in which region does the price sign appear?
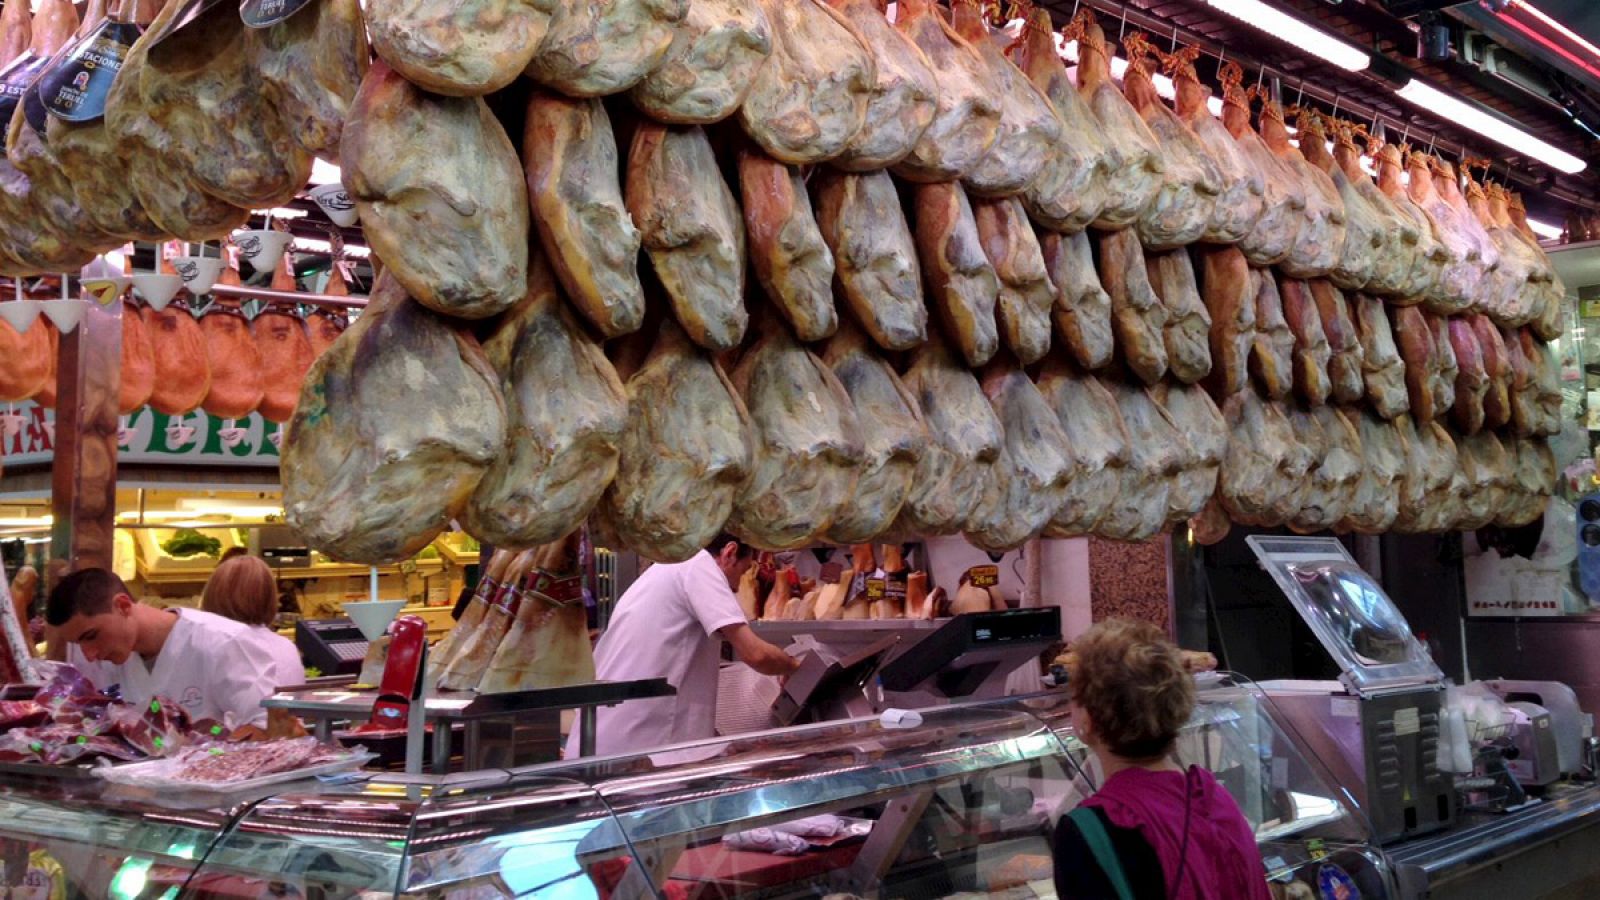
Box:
[967,565,1000,588]
[865,578,886,600]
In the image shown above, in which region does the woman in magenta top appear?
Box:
[1054,620,1272,900]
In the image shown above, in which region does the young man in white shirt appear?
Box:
[581,535,799,757]
[47,568,293,728]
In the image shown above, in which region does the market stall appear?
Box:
[0,0,1595,894]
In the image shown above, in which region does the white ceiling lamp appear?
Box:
[1525,217,1564,240]
[1393,79,1586,173]
[1203,0,1369,71]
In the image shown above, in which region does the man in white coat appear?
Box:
[47,568,292,728]
[579,535,800,758]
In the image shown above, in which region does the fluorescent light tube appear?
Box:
[1394,79,1586,173]
[1205,0,1369,71]
[1525,217,1564,240]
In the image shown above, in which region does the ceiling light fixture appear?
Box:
[1393,79,1587,173]
[1525,217,1564,240]
[1203,0,1369,71]
[292,237,373,259]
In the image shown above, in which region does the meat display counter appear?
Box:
[0,679,1394,898]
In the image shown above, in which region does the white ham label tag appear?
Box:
[240,0,318,28]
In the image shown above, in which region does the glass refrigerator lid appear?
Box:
[1246,536,1444,695]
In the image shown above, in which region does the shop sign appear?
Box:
[1466,596,1565,617]
[0,402,282,469]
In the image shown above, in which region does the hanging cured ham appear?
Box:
[0,311,48,401]
[630,0,771,125]
[245,0,367,160]
[626,122,746,351]
[27,320,57,408]
[1171,50,1263,246]
[822,320,928,544]
[1041,229,1114,370]
[1338,412,1406,534]
[1296,113,1383,292]
[949,0,1060,199]
[1073,12,1162,230]
[1259,93,1344,280]
[1287,405,1363,533]
[199,262,266,421]
[1097,380,1185,541]
[1438,161,1503,316]
[739,146,836,342]
[1153,382,1226,525]
[1329,121,1417,298]
[342,61,528,320]
[1249,267,1294,400]
[525,0,685,99]
[738,0,873,165]
[1146,248,1212,385]
[1219,397,1310,531]
[464,251,628,548]
[1448,318,1488,436]
[1121,34,1220,250]
[913,181,1000,368]
[282,273,506,564]
[1217,63,1302,267]
[1392,304,1440,422]
[812,169,926,351]
[1473,314,1512,430]
[523,91,644,339]
[46,0,164,243]
[477,533,596,694]
[306,269,348,358]
[725,313,864,550]
[4,0,111,265]
[1008,9,1109,233]
[253,259,315,424]
[1471,178,1538,327]
[890,0,999,182]
[119,301,155,414]
[110,0,310,211]
[367,0,552,96]
[894,335,1002,537]
[0,0,28,65]
[1278,276,1332,406]
[1037,359,1128,538]
[966,360,1074,552]
[826,0,935,172]
[597,321,751,562]
[1196,246,1255,397]
[1373,137,1446,302]
[1310,280,1364,406]
[1096,229,1167,385]
[143,301,211,417]
[973,196,1052,365]
[1351,293,1407,420]
[1406,151,1480,315]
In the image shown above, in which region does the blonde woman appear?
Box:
[201,555,305,689]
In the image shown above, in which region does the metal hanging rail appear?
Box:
[1058,0,1599,212]
[207,282,368,310]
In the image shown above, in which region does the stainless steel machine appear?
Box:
[1248,536,1455,845]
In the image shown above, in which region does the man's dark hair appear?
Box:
[46,568,131,627]
[707,533,755,559]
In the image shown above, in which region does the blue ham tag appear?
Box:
[0,52,54,150]
[38,20,142,123]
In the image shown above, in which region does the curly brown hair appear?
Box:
[1069,619,1196,760]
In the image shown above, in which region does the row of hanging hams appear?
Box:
[0,255,350,425]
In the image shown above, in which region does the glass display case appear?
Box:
[0,683,1395,899]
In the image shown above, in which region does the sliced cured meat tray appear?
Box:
[95,738,373,793]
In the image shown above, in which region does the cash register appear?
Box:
[295,618,370,676]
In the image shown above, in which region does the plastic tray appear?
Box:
[94,749,373,793]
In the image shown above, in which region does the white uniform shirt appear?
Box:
[68,608,289,727]
[582,551,747,757]
[241,625,306,691]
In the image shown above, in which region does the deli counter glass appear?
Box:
[0,680,1392,898]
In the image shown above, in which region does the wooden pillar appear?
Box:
[49,269,122,571]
